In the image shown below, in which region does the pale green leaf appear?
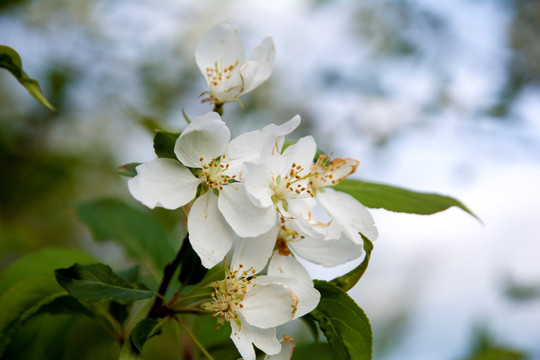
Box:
[0,247,96,294]
[0,277,66,356]
[76,198,177,275]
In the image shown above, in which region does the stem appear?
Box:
[212,103,223,115]
[148,233,190,318]
[177,318,215,360]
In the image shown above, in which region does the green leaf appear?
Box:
[301,315,320,342]
[0,247,96,294]
[330,236,374,292]
[334,179,479,220]
[0,276,66,356]
[76,198,177,276]
[119,318,162,359]
[153,131,180,159]
[117,162,141,178]
[178,240,208,285]
[0,45,55,111]
[38,295,95,318]
[309,280,372,360]
[294,343,334,360]
[55,263,153,303]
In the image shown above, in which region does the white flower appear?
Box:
[128,112,274,268]
[202,266,318,360]
[309,154,379,244]
[195,21,275,104]
[264,336,296,360]
[235,123,378,281]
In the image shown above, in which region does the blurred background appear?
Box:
[1,0,539,358]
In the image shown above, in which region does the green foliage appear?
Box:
[330,235,374,292]
[0,276,66,356]
[55,263,153,303]
[294,342,334,359]
[153,131,180,159]
[334,179,479,220]
[461,326,527,360]
[0,45,55,111]
[0,247,96,293]
[503,277,540,303]
[77,198,178,277]
[177,240,208,285]
[119,318,162,359]
[309,280,372,360]
[118,162,141,178]
[38,295,95,318]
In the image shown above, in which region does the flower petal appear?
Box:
[128,158,201,209]
[230,316,281,360]
[238,60,259,95]
[255,275,320,319]
[174,112,230,168]
[265,336,296,360]
[312,158,359,189]
[290,233,364,267]
[240,283,295,328]
[195,21,245,77]
[187,191,235,268]
[227,115,301,169]
[267,251,312,284]
[277,135,316,178]
[318,190,378,243]
[241,161,275,208]
[246,37,275,93]
[219,184,277,237]
[231,224,280,273]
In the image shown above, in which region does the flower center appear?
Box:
[271,162,314,205]
[276,218,305,256]
[197,155,236,191]
[309,154,359,190]
[201,266,257,328]
[205,60,240,88]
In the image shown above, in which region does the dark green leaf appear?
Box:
[76,198,177,276]
[55,263,153,303]
[0,45,55,111]
[178,240,208,285]
[0,277,66,356]
[294,343,334,360]
[119,318,162,359]
[153,131,180,159]
[330,236,374,292]
[309,280,372,360]
[116,265,142,284]
[109,301,129,325]
[117,162,141,177]
[334,179,479,220]
[38,295,95,318]
[0,247,96,294]
[3,313,77,360]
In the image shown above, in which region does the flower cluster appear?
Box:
[128,22,378,360]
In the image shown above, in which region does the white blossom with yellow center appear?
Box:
[201,265,318,360]
[128,112,276,268]
[195,21,275,104]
